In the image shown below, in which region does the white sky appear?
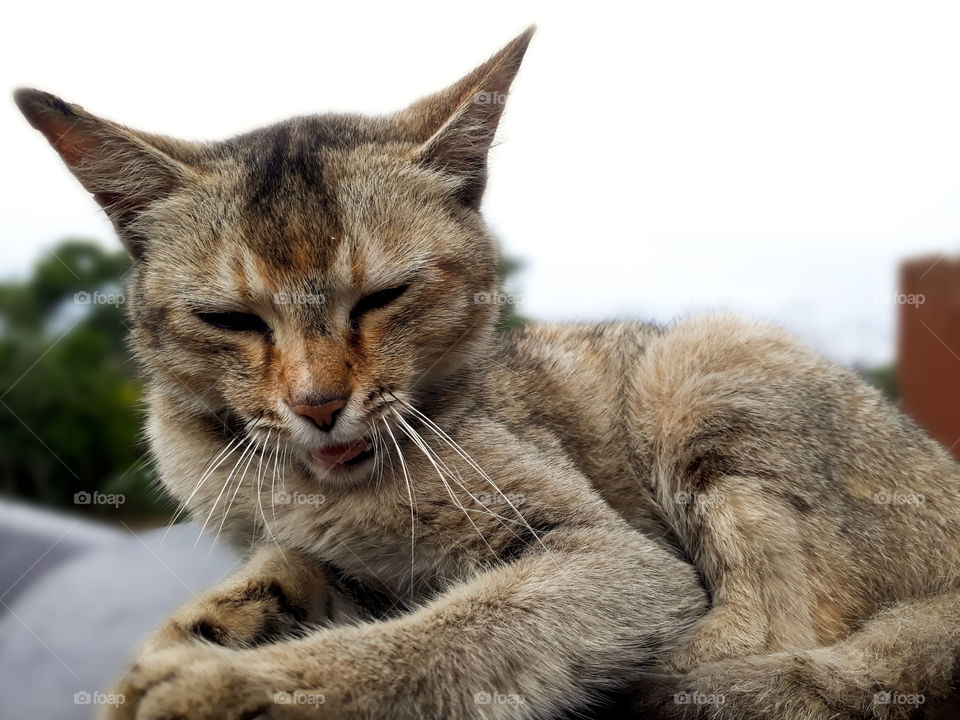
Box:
[4,0,960,365]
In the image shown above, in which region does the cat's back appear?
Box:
[485,314,960,562]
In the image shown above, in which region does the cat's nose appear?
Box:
[292,397,348,432]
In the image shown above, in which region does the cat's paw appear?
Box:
[144,577,310,654]
[103,645,277,720]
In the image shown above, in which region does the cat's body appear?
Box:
[16,28,960,720]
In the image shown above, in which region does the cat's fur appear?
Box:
[15,28,960,720]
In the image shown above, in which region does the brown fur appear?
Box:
[15,27,960,720]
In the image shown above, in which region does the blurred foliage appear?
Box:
[497,256,528,330]
[860,364,899,402]
[0,240,528,521]
[0,240,166,520]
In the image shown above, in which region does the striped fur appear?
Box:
[15,27,960,720]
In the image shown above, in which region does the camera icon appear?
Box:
[474,692,491,705]
[474,91,492,105]
[873,691,891,705]
[74,491,92,505]
[874,491,891,505]
[274,291,291,305]
[275,491,292,504]
[74,691,92,705]
[674,491,694,506]
[74,291,91,305]
[273,691,292,704]
[474,292,490,304]
[673,692,691,705]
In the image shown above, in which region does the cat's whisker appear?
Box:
[388,393,551,558]
[195,434,257,548]
[212,435,262,552]
[270,435,282,524]
[390,408,501,561]
[252,428,271,535]
[253,429,285,555]
[394,413,523,530]
[381,416,417,601]
[280,441,290,491]
[370,424,386,493]
[162,428,246,540]
[377,416,399,486]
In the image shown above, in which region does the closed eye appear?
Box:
[195,311,270,335]
[350,284,409,328]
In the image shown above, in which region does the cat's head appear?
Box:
[16,29,532,484]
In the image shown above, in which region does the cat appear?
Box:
[16,27,960,720]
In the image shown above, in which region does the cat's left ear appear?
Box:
[400,26,535,208]
[14,89,199,258]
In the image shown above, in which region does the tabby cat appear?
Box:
[16,27,960,720]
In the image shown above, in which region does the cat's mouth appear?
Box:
[305,437,375,472]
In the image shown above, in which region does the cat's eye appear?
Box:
[195,311,270,335]
[350,284,409,327]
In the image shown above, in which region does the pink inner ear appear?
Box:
[34,116,122,204]
[49,126,99,169]
[21,101,98,170]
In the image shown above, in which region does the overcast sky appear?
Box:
[4,0,960,365]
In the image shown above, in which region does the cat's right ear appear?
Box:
[14,89,197,258]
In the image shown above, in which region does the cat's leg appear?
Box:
[634,587,960,719]
[106,523,707,720]
[140,544,356,654]
[658,476,820,672]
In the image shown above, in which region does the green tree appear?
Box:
[0,240,165,520]
[497,256,528,330]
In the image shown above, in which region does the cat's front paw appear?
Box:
[103,644,277,720]
[143,576,312,654]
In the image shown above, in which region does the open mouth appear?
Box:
[307,437,374,471]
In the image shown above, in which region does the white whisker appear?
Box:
[162,433,242,541]
[389,393,551,558]
[382,418,417,600]
[271,437,282,524]
[391,409,501,561]
[195,435,256,547]
[211,436,261,554]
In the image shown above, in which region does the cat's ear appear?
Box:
[14,88,198,258]
[400,27,535,208]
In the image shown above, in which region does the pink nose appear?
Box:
[292,398,348,431]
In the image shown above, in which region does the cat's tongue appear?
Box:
[310,439,369,466]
